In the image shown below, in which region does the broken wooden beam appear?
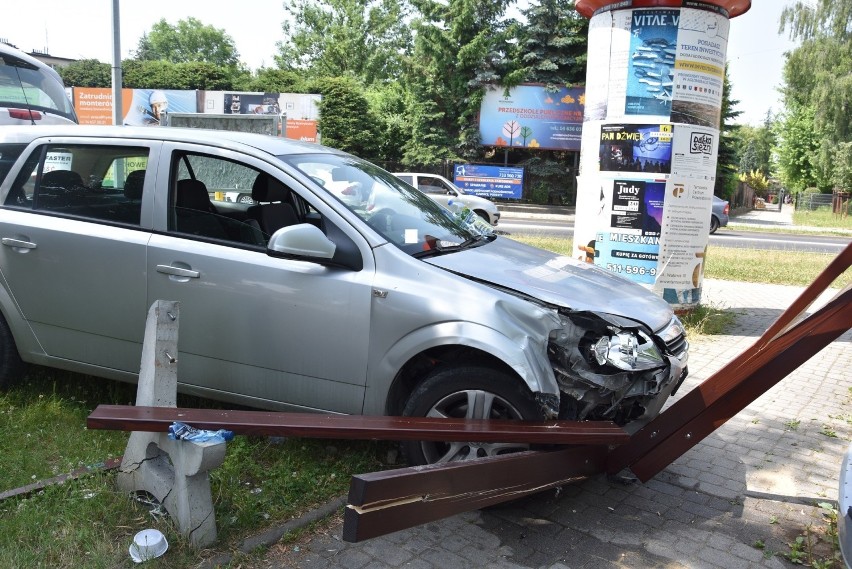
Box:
[0,457,123,501]
[87,405,629,445]
[343,446,608,542]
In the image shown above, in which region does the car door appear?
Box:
[0,139,158,371]
[418,175,457,210]
[146,143,374,414]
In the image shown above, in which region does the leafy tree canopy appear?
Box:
[774,103,825,192]
[715,65,741,197]
[276,0,412,85]
[58,59,111,88]
[506,0,588,90]
[779,0,852,189]
[122,60,235,90]
[134,17,241,68]
[312,76,380,160]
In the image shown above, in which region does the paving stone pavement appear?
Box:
[262,278,851,569]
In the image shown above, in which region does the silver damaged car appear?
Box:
[0,126,688,465]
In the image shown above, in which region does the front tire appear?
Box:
[401,366,544,465]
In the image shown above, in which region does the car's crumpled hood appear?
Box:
[422,237,674,332]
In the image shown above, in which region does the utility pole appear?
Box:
[111,0,123,125]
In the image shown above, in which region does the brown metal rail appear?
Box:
[87,405,629,445]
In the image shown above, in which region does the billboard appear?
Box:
[479,85,585,151]
[73,88,198,126]
[202,91,321,142]
[452,164,524,199]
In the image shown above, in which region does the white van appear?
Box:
[0,43,77,126]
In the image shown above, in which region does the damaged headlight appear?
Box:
[591,330,664,371]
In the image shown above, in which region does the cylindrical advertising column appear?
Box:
[573,0,749,310]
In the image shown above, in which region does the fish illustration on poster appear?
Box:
[625,9,680,118]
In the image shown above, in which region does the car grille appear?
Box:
[657,317,688,359]
[665,332,688,358]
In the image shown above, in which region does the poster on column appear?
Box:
[625,9,680,118]
[671,7,729,128]
[606,10,633,122]
[593,178,666,285]
[599,123,673,173]
[671,124,719,178]
[572,176,609,265]
[584,12,615,123]
[654,177,715,306]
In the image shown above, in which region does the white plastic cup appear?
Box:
[129,529,168,563]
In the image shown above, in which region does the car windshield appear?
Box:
[280,153,494,257]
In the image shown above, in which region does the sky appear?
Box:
[2,0,799,126]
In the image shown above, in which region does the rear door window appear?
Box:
[3,144,150,226]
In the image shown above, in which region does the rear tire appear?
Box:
[400,365,544,466]
[709,216,720,234]
[0,313,26,390]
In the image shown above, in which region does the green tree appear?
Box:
[831,142,852,191]
[134,17,241,68]
[365,82,410,165]
[506,0,588,90]
[239,68,307,93]
[735,114,776,177]
[715,66,741,197]
[779,0,852,188]
[737,138,760,174]
[774,103,825,192]
[312,76,380,160]
[121,60,235,90]
[58,59,111,87]
[403,0,513,165]
[276,0,412,86]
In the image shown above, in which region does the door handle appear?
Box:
[156,264,200,278]
[1,238,37,250]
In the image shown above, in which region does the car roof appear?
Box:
[0,125,343,158]
[0,43,65,84]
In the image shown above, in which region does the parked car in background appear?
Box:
[711,195,729,234]
[0,126,689,465]
[393,173,501,226]
[0,43,77,126]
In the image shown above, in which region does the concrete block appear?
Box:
[116,300,226,548]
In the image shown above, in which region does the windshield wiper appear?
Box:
[413,233,495,258]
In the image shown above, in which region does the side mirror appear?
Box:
[268,224,336,260]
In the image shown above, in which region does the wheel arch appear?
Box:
[362,321,559,416]
[0,269,40,358]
